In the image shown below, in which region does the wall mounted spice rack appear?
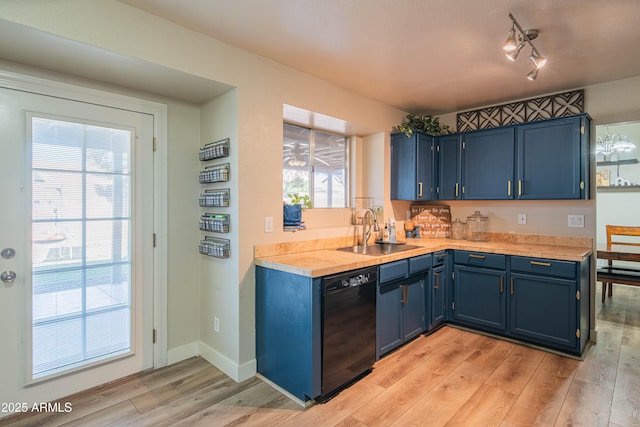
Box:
[199,163,230,183]
[199,138,230,161]
[200,213,230,233]
[199,137,232,257]
[199,188,230,207]
[199,236,230,258]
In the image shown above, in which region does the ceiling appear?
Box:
[118,0,640,115]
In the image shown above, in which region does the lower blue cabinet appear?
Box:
[451,252,589,355]
[425,251,450,331]
[453,264,507,334]
[509,272,577,350]
[377,258,428,359]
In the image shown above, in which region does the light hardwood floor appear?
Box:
[2,285,640,427]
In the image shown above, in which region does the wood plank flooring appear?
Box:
[2,284,640,427]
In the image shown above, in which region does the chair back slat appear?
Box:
[606,225,640,247]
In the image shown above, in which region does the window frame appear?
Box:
[283,122,350,209]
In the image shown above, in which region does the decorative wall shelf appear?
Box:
[597,185,640,191]
[596,159,638,166]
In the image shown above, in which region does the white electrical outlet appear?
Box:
[518,213,527,225]
[568,214,585,228]
[213,316,220,332]
[264,216,273,233]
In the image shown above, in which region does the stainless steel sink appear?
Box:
[336,243,420,256]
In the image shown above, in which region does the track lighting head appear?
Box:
[503,13,546,80]
[506,42,525,61]
[503,24,517,51]
[529,51,547,69]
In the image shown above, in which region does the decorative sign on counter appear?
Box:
[410,205,451,238]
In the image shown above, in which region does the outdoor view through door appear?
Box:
[31,116,133,379]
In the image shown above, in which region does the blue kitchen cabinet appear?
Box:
[377,256,429,358]
[516,114,590,199]
[452,251,507,334]
[391,132,436,200]
[509,256,590,354]
[436,134,462,200]
[427,251,447,331]
[255,266,321,402]
[462,127,515,200]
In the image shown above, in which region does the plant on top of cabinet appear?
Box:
[392,113,452,137]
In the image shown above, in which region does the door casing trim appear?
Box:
[0,69,169,369]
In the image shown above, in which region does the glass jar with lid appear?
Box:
[451,218,465,240]
[466,211,489,241]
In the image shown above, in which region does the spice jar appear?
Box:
[466,211,489,241]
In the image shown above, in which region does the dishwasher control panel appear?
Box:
[324,266,379,293]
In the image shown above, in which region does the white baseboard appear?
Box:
[167,341,199,365]
[198,341,256,382]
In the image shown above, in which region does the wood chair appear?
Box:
[600,225,640,302]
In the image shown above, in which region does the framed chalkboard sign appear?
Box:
[410,205,451,238]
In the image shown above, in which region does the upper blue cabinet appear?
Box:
[391,131,436,200]
[516,115,590,200]
[393,114,591,201]
[463,127,515,200]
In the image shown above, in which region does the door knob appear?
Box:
[1,271,16,283]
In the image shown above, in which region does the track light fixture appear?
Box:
[502,13,546,80]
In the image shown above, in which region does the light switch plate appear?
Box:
[518,213,527,225]
[568,214,585,228]
[264,216,273,233]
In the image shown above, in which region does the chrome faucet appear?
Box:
[363,208,380,248]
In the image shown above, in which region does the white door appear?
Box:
[0,85,154,408]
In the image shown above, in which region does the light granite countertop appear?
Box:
[254,235,593,278]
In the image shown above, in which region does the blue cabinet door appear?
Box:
[437,134,462,200]
[516,115,589,199]
[462,127,515,200]
[429,264,446,330]
[509,272,578,352]
[403,275,425,342]
[376,281,403,358]
[453,265,507,333]
[390,132,435,200]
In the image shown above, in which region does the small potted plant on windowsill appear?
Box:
[392,113,453,137]
[283,193,311,232]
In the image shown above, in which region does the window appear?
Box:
[31,116,133,378]
[283,123,348,208]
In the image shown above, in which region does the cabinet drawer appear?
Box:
[510,256,576,279]
[409,254,432,275]
[432,250,447,267]
[454,250,505,269]
[380,259,408,283]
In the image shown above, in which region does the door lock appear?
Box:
[1,271,16,283]
[1,248,16,259]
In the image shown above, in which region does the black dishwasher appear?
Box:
[318,266,378,402]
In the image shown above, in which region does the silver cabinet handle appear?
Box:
[1,271,16,283]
